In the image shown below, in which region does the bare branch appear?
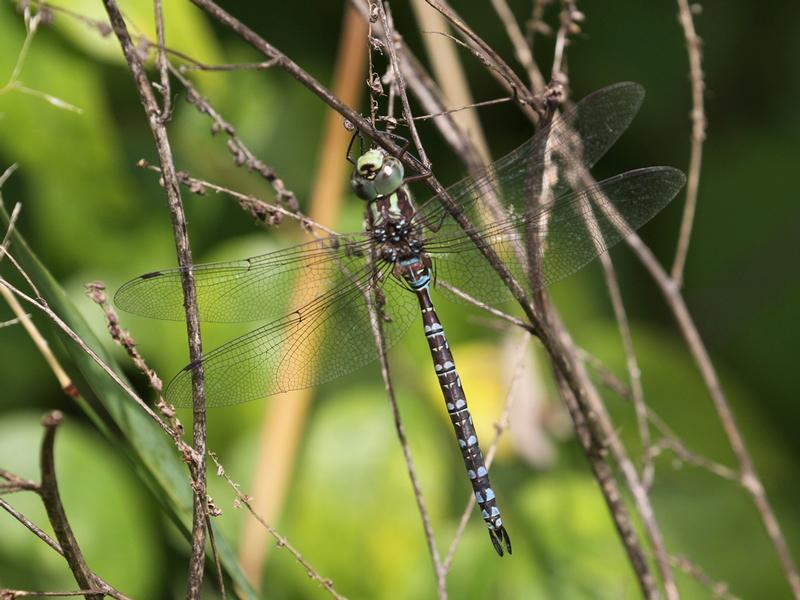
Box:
[0,497,62,554]
[39,412,104,600]
[378,1,430,167]
[210,454,346,600]
[152,0,171,119]
[166,65,299,212]
[671,0,707,286]
[99,3,209,594]
[489,0,545,91]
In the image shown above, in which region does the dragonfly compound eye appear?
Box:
[351,171,377,200]
[373,156,404,196]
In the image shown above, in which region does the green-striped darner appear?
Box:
[116,82,686,555]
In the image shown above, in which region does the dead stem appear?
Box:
[99,3,209,594]
[671,0,707,286]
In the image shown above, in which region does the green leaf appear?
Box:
[0,194,258,599]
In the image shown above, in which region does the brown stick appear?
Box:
[671,0,707,286]
[99,3,209,596]
[38,412,104,600]
[628,234,800,599]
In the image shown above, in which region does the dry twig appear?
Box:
[99,2,209,595]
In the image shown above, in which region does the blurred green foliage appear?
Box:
[1,0,798,598]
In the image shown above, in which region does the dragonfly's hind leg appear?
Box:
[488,523,513,557]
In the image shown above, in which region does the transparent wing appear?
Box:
[412,82,647,233]
[165,265,419,407]
[425,167,687,305]
[114,233,372,323]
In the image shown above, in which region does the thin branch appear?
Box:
[165,64,299,212]
[596,252,653,486]
[0,5,81,113]
[362,256,447,597]
[0,315,24,328]
[402,96,511,122]
[378,1,429,167]
[408,0,492,164]
[99,3,209,595]
[0,589,111,599]
[0,497,62,554]
[138,162,326,235]
[204,516,227,600]
[84,282,186,442]
[209,454,345,600]
[489,0,545,92]
[671,0,707,286]
[424,0,541,119]
[669,553,740,600]
[178,59,278,72]
[436,280,531,331]
[38,412,104,600]
[0,469,39,494]
[551,1,583,83]
[153,0,171,119]
[0,199,21,255]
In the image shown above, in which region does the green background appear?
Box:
[1,0,798,598]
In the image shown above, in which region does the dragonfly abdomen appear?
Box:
[408,266,512,556]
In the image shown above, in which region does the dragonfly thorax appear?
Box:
[365,181,425,267]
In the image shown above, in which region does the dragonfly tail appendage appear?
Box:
[488,524,513,557]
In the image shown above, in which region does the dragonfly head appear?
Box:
[351,148,405,201]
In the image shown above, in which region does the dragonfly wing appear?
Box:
[413,82,646,233]
[427,167,686,305]
[165,267,419,407]
[114,233,371,323]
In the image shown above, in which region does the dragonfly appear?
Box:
[116,82,686,557]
